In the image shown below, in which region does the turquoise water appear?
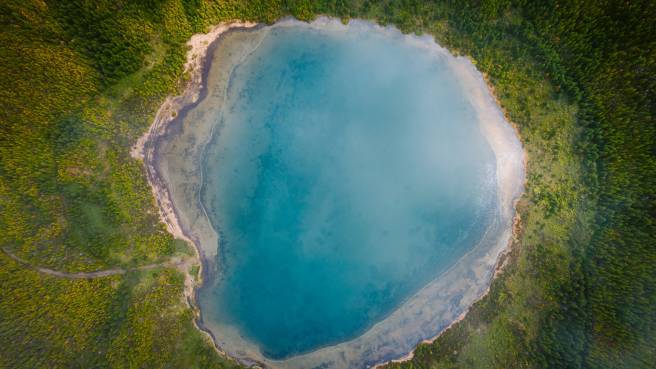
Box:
[199,24,497,360]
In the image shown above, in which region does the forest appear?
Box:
[0,0,653,368]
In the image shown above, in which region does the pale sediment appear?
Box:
[130,21,258,350]
[136,17,525,369]
[131,21,257,290]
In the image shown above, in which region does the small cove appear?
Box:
[154,18,525,369]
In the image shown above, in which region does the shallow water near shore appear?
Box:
[155,18,524,369]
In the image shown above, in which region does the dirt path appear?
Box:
[1,247,187,279]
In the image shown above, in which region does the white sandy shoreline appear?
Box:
[133,17,526,369]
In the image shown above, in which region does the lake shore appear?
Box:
[130,20,258,356]
[135,17,526,369]
[370,53,529,367]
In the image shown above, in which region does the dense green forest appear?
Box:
[0,0,653,368]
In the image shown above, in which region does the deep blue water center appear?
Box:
[199,24,497,359]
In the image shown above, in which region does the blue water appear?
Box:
[199,24,497,359]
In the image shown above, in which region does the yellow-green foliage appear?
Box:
[0,2,100,270]
[0,1,242,367]
[0,252,119,368]
[106,269,239,369]
[0,252,238,369]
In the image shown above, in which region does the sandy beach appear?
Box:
[134,17,526,369]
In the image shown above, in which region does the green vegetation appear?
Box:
[0,251,239,368]
[0,1,252,367]
[0,0,653,368]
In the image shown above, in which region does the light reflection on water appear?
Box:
[198,20,497,362]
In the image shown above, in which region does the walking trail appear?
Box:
[1,247,188,279]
